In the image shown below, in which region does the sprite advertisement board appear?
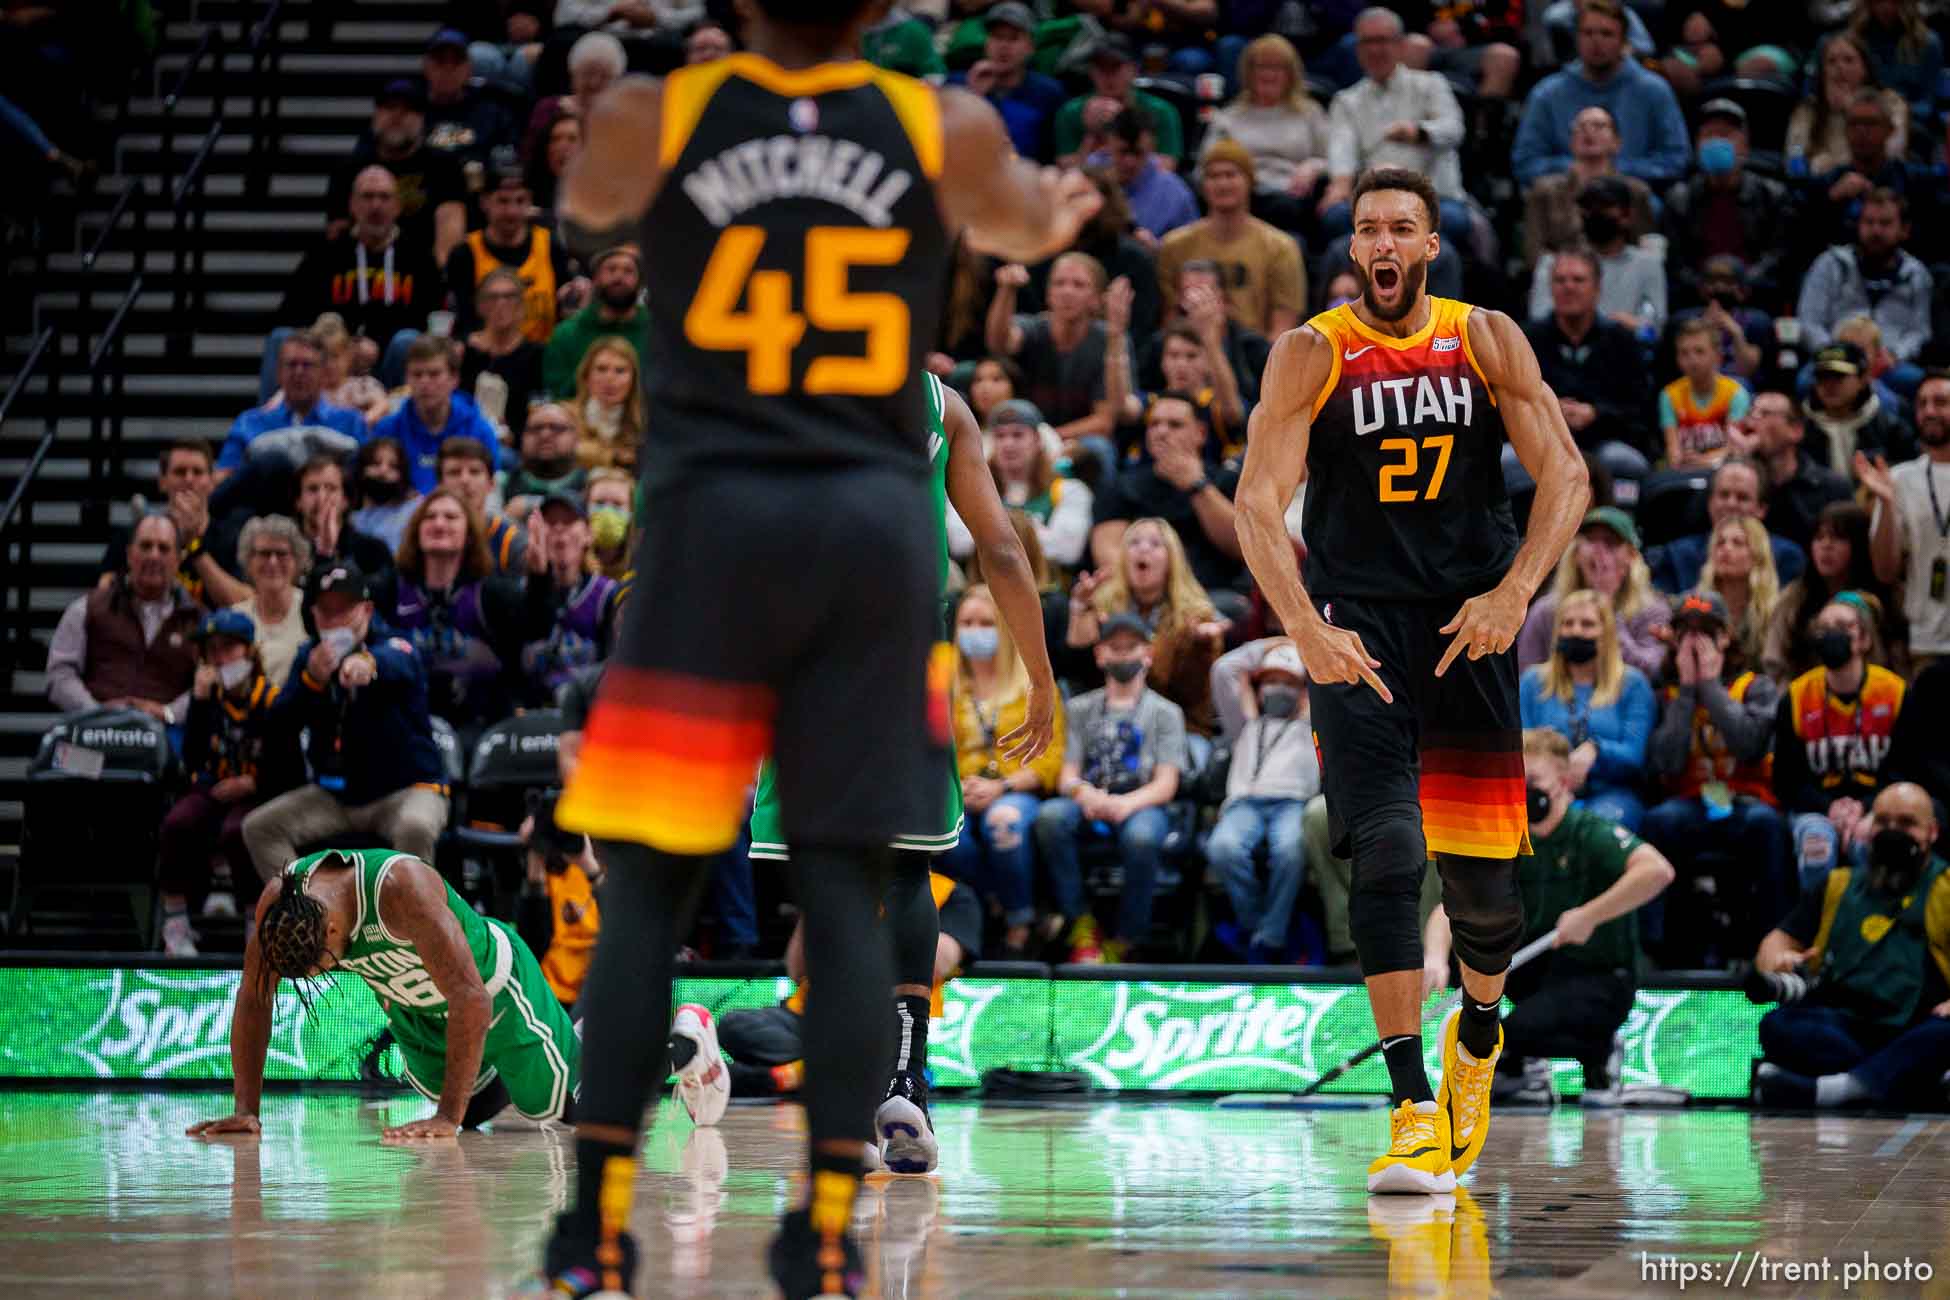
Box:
[0,966,1764,1097]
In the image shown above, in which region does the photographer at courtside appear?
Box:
[1751,782,1950,1109]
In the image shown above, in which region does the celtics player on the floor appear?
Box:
[748,370,1057,1177]
[187,848,578,1141]
[1235,166,1589,1194]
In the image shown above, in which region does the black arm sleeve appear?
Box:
[516,883,554,957]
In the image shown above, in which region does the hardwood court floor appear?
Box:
[1,1089,1945,1298]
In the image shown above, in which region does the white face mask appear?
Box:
[320,626,359,659]
[218,658,254,690]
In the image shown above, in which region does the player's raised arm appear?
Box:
[1433,310,1591,678]
[937,87,1102,266]
[558,76,665,260]
[942,384,1055,761]
[1236,326,1393,703]
[376,861,492,1141]
[187,882,286,1137]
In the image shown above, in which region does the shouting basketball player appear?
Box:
[524,1,1100,1295]
[1235,167,1589,1195]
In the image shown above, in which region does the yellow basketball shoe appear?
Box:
[1366,1190,1455,1290]
[1433,1007,1502,1178]
[1366,1099,1456,1194]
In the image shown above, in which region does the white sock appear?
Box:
[1815,1072,1869,1107]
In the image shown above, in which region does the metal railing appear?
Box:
[0,328,65,676]
[246,0,287,198]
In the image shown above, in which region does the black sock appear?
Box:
[568,1135,634,1239]
[893,993,930,1078]
[1459,997,1501,1060]
[1382,1034,1434,1104]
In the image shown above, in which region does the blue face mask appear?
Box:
[957,626,1000,660]
[1698,137,1738,176]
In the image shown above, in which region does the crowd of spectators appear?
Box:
[33,0,1950,1081]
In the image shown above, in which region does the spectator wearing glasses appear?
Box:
[460,268,546,432]
[1511,0,1691,188]
[231,516,312,687]
[446,165,584,343]
[502,402,591,508]
[47,513,201,727]
[216,332,365,484]
[1523,105,1654,272]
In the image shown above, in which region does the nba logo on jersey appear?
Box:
[788,97,819,133]
[1431,335,1461,352]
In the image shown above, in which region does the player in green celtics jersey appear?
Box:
[187,848,579,1141]
[747,371,1057,1175]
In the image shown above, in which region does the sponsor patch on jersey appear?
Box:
[788,97,818,133]
[1431,335,1461,352]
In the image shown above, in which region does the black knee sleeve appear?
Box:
[886,849,940,989]
[1437,852,1525,975]
[1347,804,1427,976]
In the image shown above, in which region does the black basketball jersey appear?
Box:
[640,54,951,490]
[1300,297,1520,601]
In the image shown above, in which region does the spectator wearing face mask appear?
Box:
[584,468,635,581]
[160,611,288,955]
[1661,100,1795,309]
[1764,502,1901,681]
[347,437,423,556]
[1035,613,1188,965]
[1522,105,1655,272]
[1521,588,1656,830]
[1205,644,1318,965]
[1518,508,1670,680]
[1665,255,1773,380]
[1752,782,1950,1109]
[1774,592,1905,893]
[1424,728,1674,1104]
[240,560,449,879]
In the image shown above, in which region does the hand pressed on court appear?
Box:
[1291,618,1392,703]
[1435,584,1527,677]
[383,1116,461,1142]
[187,1113,261,1137]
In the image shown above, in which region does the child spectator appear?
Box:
[1660,319,1750,471]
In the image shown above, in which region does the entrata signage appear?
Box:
[0,968,1764,1097]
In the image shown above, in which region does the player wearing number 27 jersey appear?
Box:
[1235,168,1590,1197]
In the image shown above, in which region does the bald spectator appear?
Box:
[324,80,469,266]
[1156,140,1306,340]
[1522,105,1654,270]
[47,514,201,727]
[278,166,447,391]
[419,28,516,171]
[1512,0,1690,188]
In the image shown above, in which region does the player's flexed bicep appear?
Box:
[376,862,492,1141]
[1238,328,1393,703]
[559,76,665,258]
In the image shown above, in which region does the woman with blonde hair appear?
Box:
[571,336,646,473]
[941,584,1068,958]
[1068,517,1226,734]
[1199,33,1330,228]
[1517,507,1669,678]
[232,515,312,686]
[1519,588,1657,829]
[1786,31,1908,173]
[1696,514,1780,673]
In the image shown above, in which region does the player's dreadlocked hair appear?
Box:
[256,863,334,1003]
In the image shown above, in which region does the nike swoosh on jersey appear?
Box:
[1344,345,1376,360]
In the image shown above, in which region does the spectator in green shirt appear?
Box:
[542,247,648,401]
[1054,33,1184,170]
[1423,728,1675,1104]
[863,5,944,79]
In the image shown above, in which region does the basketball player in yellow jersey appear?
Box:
[1236,168,1590,1194]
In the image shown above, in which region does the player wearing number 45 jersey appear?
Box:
[186,849,579,1144]
[528,2,1100,1297]
[1235,167,1590,1195]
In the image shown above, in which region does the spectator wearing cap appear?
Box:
[231,515,313,686]
[278,166,448,391]
[1519,506,1672,681]
[242,560,450,879]
[1520,586,1657,830]
[1056,32,1185,172]
[1662,99,1796,309]
[543,245,647,400]
[160,609,289,955]
[519,492,627,706]
[947,398,1093,572]
[420,27,517,172]
[1090,110,1197,244]
[947,4,1064,161]
[1521,105,1654,272]
[1802,341,1919,473]
[1090,396,1244,605]
[1206,642,1319,963]
[447,165,585,343]
[1639,587,1790,960]
[1156,140,1306,341]
[439,435,527,575]
[1862,369,1950,669]
[1196,34,1330,236]
[325,79,470,266]
[1528,176,1666,338]
[1511,0,1690,189]
[861,4,944,79]
[1318,9,1488,264]
[1744,390,1854,558]
[370,336,506,495]
[1520,247,1656,484]
[986,253,1119,446]
[47,512,202,726]
[1647,456,1807,594]
[1798,189,1934,400]
[1035,611,1189,965]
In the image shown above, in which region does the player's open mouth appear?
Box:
[1372,264,1401,294]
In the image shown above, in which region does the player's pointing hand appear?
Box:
[1435,585,1527,678]
[1290,620,1392,705]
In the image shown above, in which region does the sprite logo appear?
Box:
[61,970,321,1079]
[1066,983,1362,1089]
